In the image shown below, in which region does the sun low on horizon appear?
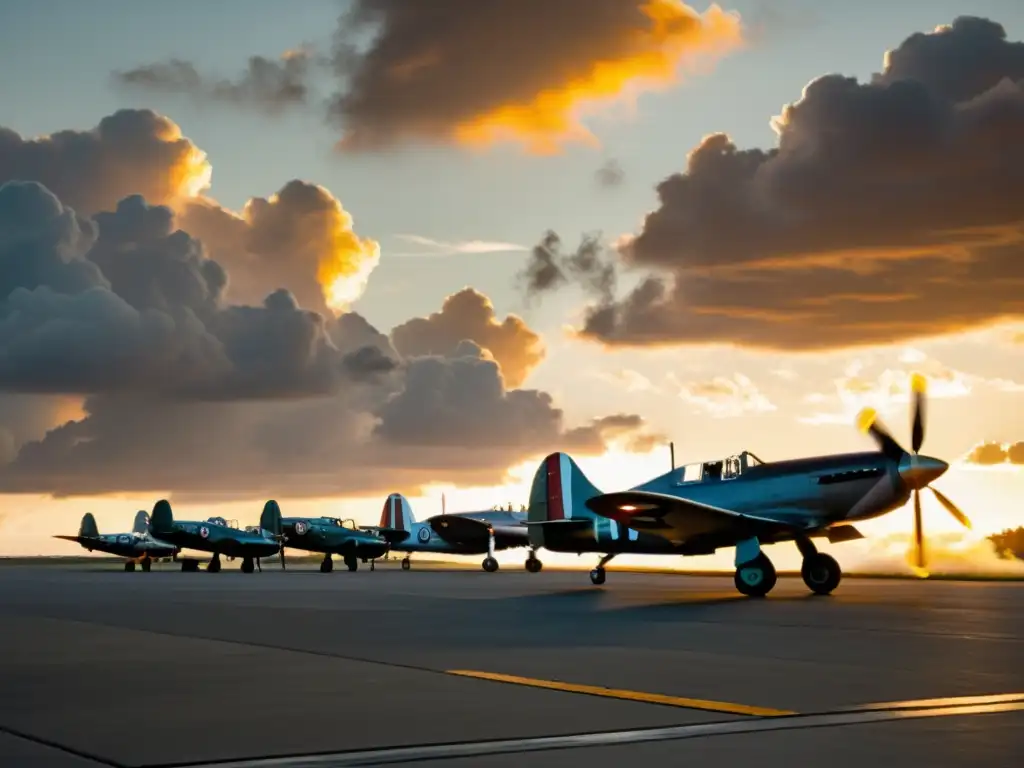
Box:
[1,1,1024,579]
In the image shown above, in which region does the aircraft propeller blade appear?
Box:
[856,407,906,462]
[912,490,925,570]
[929,486,972,530]
[910,373,926,454]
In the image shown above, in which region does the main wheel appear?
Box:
[207,558,221,574]
[734,554,777,597]
[124,561,135,572]
[241,558,254,574]
[344,554,358,572]
[590,567,606,585]
[801,552,841,595]
[320,557,334,573]
[401,557,411,571]
[141,558,151,572]
[482,556,499,572]
[525,556,542,573]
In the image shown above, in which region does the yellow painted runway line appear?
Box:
[848,692,1024,711]
[446,669,795,717]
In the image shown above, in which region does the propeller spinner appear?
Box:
[856,373,971,572]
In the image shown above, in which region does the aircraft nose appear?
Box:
[898,454,948,489]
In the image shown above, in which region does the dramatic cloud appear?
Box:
[529,16,1024,351]
[965,441,1024,465]
[115,50,317,112]
[596,159,625,187]
[0,178,655,500]
[391,289,545,388]
[180,181,380,314]
[330,0,743,153]
[0,109,211,215]
[0,110,380,315]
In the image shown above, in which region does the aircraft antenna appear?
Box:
[670,441,675,470]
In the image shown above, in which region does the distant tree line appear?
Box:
[988,527,1024,559]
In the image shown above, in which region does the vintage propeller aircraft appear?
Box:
[148,500,282,573]
[54,510,178,571]
[258,500,389,572]
[370,492,535,572]
[527,374,970,597]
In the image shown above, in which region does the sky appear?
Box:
[1,0,1023,572]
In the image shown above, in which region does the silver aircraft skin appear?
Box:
[528,375,971,597]
[370,493,537,572]
[54,511,178,571]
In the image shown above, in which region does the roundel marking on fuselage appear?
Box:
[199,526,210,539]
[417,526,430,543]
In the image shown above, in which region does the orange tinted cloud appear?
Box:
[332,0,743,153]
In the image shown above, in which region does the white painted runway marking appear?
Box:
[178,697,1024,767]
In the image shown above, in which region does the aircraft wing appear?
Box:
[585,490,799,543]
[428,515,529,546]
[362,526,410,544]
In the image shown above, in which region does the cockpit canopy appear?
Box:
[207,516,239,529]
[676,451,764,484]
[321,517,358,530]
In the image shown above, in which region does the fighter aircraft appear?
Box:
[527,374,970,597]
[148,499,282,573]
[371,492,536,572]
[54,510,178,571]
[259,500,389,572]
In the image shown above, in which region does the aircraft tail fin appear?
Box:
[527,452,604,546]
[132,510,149,534]
[150,500,173,535]
[379,493,416,531]
[79,512,100,538]
[260,500,283,536]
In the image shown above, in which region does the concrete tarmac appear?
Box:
[0,562,1021,766]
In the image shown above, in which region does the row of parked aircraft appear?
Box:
[57,378,972,597]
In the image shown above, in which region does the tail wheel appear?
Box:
[482,557,499,572]
[590,567,606,585]
[525,556,542,573]
[401,558,411,571]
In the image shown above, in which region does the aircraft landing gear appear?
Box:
[481,528,498,572]
[795,537,841,595]
[140,556,152,572]
[207,554,222,573]
[401,557,411,571]
[181,558,200,572]
[320,555,334,573]
[734,553,776,597]
[344,553,358,572]
[590,553,616,585]
[802,552,841,595]
[124,561,135,572]
[241,556,255,574]
[525,550,542,573]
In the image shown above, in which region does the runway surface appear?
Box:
[0,562,1021,766]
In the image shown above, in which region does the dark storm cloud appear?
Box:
[390,288,545,388]
[328,0,742,152]
[529,16,1024,351]
[0,109,209,215]
[0,180,657,499]
[114,50,319,112]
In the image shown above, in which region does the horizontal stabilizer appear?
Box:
[428,515,529,546]
[523,518,592,527]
